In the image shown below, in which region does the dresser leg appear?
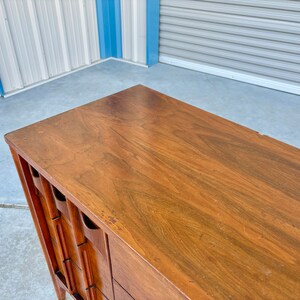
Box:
[10,147,66,300]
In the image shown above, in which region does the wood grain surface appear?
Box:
[5,85,300,299]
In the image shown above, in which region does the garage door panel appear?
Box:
[162,0,300,22]
[161,33,300,64]
[189,0,300,12]
[160,7,300,35]
[159,0,300,94]
[160,48,300,85]
[160,24,300,55]
[160,17,300,45]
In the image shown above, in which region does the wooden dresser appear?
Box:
[5,85,300,299]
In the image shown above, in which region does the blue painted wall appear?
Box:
[95,0,160,66]
[0,80,4,97]
[95,0,122,59]
[146,0,160,66]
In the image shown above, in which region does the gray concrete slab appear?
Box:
[1,59,299,205]
[0,207,56,299]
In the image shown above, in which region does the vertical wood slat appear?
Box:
[40,173,77,294]
[67,200,95,297]
[47,203,77,293]
[67,199,115,300]
[40,175,60,219]
[9,147,66,300]
[67,200,86,246]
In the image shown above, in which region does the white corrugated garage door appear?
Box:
[159,0,300,94]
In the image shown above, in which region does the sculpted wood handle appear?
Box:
[30,166,39,178]
[51,186,70,219]
[81,213,100,230]
[80,212,106,258]
[52,186,66,202]
[29,165,43,194]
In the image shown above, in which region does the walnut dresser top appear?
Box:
[5,85,300,299]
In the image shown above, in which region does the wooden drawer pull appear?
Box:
[29,165,43,194]
[73,293,84,300]
[55,270,68,290]
[80,213,106,257]
[52,186,66,202]
[82,213,99,230]
[30,166,40,178]
[51,186,69,219]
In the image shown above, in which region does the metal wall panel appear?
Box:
[3,0,49,87]
[34,0,71,77]
[121,0,146,64]
[0,0,23,92]
[61,0,90,68]
[86,0,100,63]
[0,0,100,95]
[159,0,300,94]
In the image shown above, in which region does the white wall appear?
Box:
[0,0,100,94]
[120,0,146,64]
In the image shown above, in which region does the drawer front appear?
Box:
[84,240,113,299]
[87,286,108,300]
[72,260,88,299]
[60,215,81,268]
[67,202,114,300]
[114,280,134,300]
[110,237,186,300]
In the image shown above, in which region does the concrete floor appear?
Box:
[0,207,57,299]
[0,59,299,299]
